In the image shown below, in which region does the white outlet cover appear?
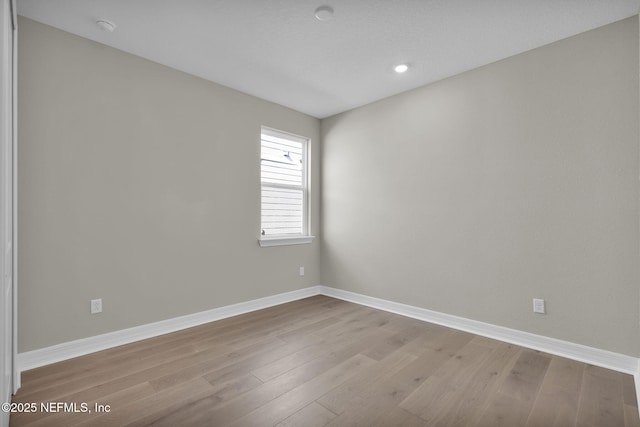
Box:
[533,298,545,314]
[91,298,102,314]
[299,267,305,276]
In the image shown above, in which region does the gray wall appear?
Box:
[18,15,640,358]
[321,17,640,356]
[18,17,321,352]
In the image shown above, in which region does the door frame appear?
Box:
[1,3,17,423]
[11,0,17,394]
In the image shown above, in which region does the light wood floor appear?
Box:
[10,295,640,426]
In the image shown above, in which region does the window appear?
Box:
[259,127,313,247]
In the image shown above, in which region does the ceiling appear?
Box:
[17,0,640,119]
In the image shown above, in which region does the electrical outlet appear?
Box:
[533,298,545,314]
[91,298,102,314]
[299,266,305,276]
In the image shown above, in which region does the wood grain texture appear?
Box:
[576,365,627,427]
[10,295,639,426]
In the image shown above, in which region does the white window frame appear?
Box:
[259,127,314,247]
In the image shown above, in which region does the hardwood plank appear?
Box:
[525,356,584,427]
[413,341,521,427]
[472,349,551,426]
[576,365,625,427]
[400,340,495,422]
[274,402,336,427]
[10,296,636,427]
[377,329,474,390]
[623,373,638,408]
[16,300,334,402]
[140,328,385,426]
[19,296,328,389]
[474,393,534,427]
[22,335,279,411]
[361,325,424,361]
[379,314,440,335]
[207,373,264,402]
[147,336,299,391]
[208,317,395,387]
[219,301,358,350]
[497,349,552,404]
[13,342,206,403]
[76,377,215,427]
[11,382,156,427]
[625,404,640,427]
[309,308,394,341]
[15,338,209,399]
[126,374,263,427]
[316,327,471,416]
[525,384,579,427]
[379,407,428,426]
[226,354,376,426]
[325,372,419,427]
[250,317,396,383]
[317,348,417,415]
[275,316,342,343]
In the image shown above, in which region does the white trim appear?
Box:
[17,284,640,407]
[318,286,640,375]
[635,369,640,413]
[18,286,321,372]
[11,0,17,394]
[258,236,315,247]
[261,127,308,145]
[260,126,311,239]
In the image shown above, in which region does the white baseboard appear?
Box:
[636,371,640,412]
[17,284,640,410]
[17,286,321,373]
[321,287,640,419]
[319,286,640,376]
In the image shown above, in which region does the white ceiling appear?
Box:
[17,0,640,119]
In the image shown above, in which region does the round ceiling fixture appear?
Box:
[394,64,409,73]
[96,19,116,32]
[314,5,334,21]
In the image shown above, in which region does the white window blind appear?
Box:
[260,128,309,238]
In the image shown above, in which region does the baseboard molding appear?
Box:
[636,372,640,413]
[18,284,640,404]
[17,286,321,373]
[319,286,640,376]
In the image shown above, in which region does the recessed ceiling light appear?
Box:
[315,5,334,21]
[394,64,409,73]
[96,19,116,33]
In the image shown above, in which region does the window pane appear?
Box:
[260,138,303,187]
[261,161,302,186]
[260,127,308,238]
[261,187,303,236]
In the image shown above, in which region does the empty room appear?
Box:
[1,0,640,426]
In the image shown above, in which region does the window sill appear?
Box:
[258,236,315,247]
